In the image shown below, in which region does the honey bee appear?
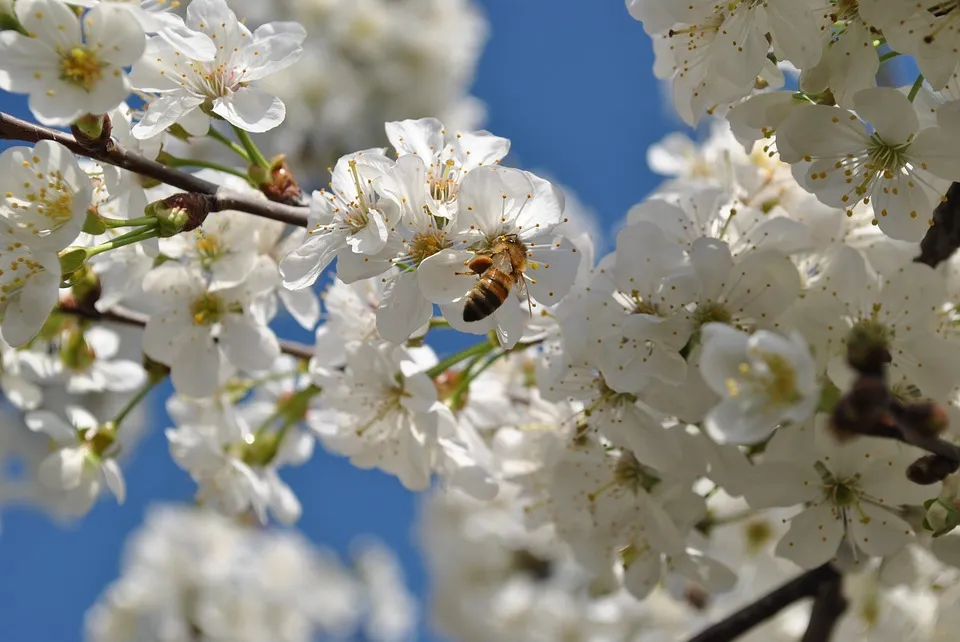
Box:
[462,234,531,322]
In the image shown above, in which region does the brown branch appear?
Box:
[687,564,840,642]
[56,299,314,361]
[801,571,847,642]
[0,111,309,228]
[916,181,960,268]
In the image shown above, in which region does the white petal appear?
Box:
[525,235,581,307]
[212,88,285,133]
[38,448,86,491]
[83,4,146,67]
[776,104,867,163]
[220,316,280,372]
[775,504,844,569]
[279,233,342,290]
[170,334,220,396]
[376,271,433,344]
[417,249,475,304]
[345,209,388,255]
[278,287,321,330]
[853,87,919,145]
[385,117,444,158]
[25,411,76,443]
[100,458,126,504]
[847,502,912,558]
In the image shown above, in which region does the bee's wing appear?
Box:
[492,252,514,274]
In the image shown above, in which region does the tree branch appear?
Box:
[687,564,840,642]
[0,111,309,228]
[56,299,314,361]
[916,181,960,268]
[801,571,847,642]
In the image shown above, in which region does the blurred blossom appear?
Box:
[228,0,489,177]
[84,504,416,642]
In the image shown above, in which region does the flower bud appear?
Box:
[147,193,211,237]
[924,496,960,537]
[907,454,959,485]
[254,155,306,206]
[71,114,112,152]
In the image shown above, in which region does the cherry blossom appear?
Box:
[0,0,145,126]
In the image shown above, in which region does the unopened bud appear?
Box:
[907,454,960,485]
[255,155,306,206]
[924,496,960,537]
[147,193,211,237]
[71,114,112,152]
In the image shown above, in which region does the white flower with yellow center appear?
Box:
[67,0,217,61]
[129,0,305,138]
[0,0,146,126]
[699,323,819,445]
[0,140,92,252]
[744,416,935,569]
[141,257,280,397]
[775,87,960,241]
[280,151,399,290]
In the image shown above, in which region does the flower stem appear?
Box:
[163,155,255,185]
[112,375,164,431]
[426,341,496,379]
[83,224,158,258]
[207,127,251,161]
[100,215,157,229]
[878,50,900,63]
[231,126,270,169]
[908,74,925,102]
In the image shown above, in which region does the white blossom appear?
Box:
[130,0,305,138]
[0,0,145,126]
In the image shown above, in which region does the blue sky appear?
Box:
[0,2,675,641]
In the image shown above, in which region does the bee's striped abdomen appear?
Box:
[463,271,512,322]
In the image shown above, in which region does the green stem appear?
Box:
[429,317,451,329]
[231,125,270,169]
[164,156,255,184]
[878,50,901,63]
[207,127,251,162]
[908,74,925,102]
[84,224,158,258]
[426,341,496,379]
[100,215,156,229]
[449,353,499,407]
[112,376,163,430]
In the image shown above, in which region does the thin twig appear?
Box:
[56,299,314,361]
[0,111,309,228]
[687,564,839,642]
[801,572,847,642]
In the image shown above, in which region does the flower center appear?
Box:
[190,293,225,326]
[613,450,661,493]
[866,134,911,176]
[743,519,774,553]
[428,159,460,204]
[59,47,105,92]
[409,230,449,265]
[195,233,223,265]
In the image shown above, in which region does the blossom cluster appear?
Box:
[5,0,960,640]
[85,504,416,642]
